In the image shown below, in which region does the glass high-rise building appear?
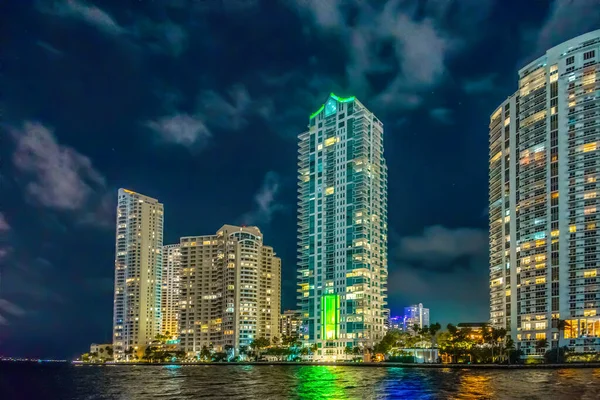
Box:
[297,93,388,360]
[403,303,430,331]
[112,189,164,361]
[489,30,600,356]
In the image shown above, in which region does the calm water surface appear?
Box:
[2,364,600,399]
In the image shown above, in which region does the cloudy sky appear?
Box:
[1,0,599,358]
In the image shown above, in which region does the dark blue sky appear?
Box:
[1,0,599,358]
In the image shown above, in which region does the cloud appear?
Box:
[462,75,497,94]
[11,122,106,211]
[292,0,493,111]
[533,0,600,57]
[396,225,488,270]
[388,225,489,322]
[0,213,9,232]
[429,108,453,124]
[241,171,284,226]
[0,299,25,326]
[38,0,125,35]
[199,84,273,131]
[37,0,187,56]
[146,113,212,148]
[36,41,64,56]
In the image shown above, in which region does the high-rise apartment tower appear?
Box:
[490,30,600,356]
[178,225,281,355]
[297,93,388,360]
[112,189,164,360]
[162,244,181,338]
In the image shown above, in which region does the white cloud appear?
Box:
[146,113,212,148]
[39,0,125,35]
[0,213,9,232]
[398,225,488,265]
[534,0,600,57]
[12,122,106,211]
[291,0,494,111]
[429,108,453,124]
[38,0,187,56]
[241,171,284,226]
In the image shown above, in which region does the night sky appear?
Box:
[1,0,599,359]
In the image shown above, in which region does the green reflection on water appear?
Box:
[295,366,357,399]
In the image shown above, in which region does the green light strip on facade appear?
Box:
[309,93,355,119]
[309,104,325,120]
[329,93,355,103]
[321,293,340,340]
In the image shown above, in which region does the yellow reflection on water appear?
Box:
[455,373,494,399]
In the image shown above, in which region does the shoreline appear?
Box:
[67,361,600,369]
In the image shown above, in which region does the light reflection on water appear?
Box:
[2,364,600,399]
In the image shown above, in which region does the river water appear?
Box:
[1,364,600,399]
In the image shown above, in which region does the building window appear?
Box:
[566,56,574,65]
[584,50,595,60]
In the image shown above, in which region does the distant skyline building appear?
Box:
[489,30,600,355]
[280,310,302,338]
[388,315,404,331]
[112,189,164,361]
[178,225,281,355]
[403,303,430,331]
[161,244,181,338]
[297,93,388,360]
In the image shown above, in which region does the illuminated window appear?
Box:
[535,277,546,284]
[584,270,597,278]
[585,206,597,215]
[584,192,597,199]
[583,142,597,153]
[551,230,559,237]
[504,117,510,126]
[570,225,577,233]
[324,137,337,147]
[325,187,335,195]
[536,333,546,340]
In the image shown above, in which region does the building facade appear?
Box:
[178,225,281,355]
[162,244,181,338]
[297,93,388,360]
[403,303,430,331]
[112,189,164,361]
[490,30,600,355]
[280,310,303,338]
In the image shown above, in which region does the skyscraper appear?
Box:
[162,244,181,338]
[178,225,281,355]
[297,93,388,360]
[112,189,164,361]
[403,303,430,331]
[490,30,600,356]
[280,310,302,338]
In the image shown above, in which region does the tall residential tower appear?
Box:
[178,225,281,355]
[112,189,164,361]
[298,93,388,360]
[490,30,600,356]
[162,244,181,338]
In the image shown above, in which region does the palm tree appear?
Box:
[505,337,515,365]
[200,345,211,361]
[535,338,549,356]
[344,346,353,359]
[495,328,507,363]
[428,323,442,363]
